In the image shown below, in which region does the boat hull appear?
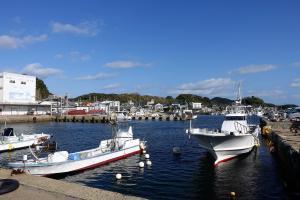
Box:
[191,131,256,165]
[10,145,142,176]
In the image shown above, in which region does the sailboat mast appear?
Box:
[236,82,242,105]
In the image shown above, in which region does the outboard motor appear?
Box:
[3,128,14,136]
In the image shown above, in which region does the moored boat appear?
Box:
[8,126,146,176]
[0,127,50,152]
[186,85,260,166]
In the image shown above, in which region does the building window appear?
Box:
[9,80,15,83]
[21,81,26,85]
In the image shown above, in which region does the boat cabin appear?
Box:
[221,113,248,134]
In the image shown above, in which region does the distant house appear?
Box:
[147,99,155,106]
[192,102,202,110]
[91,100,120,113]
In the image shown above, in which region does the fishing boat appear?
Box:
[186,85,260,166]
[115,111,132,122]
[8,126,146,176]
[0,127,50,152]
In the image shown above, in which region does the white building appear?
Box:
[0,72,36,103]
[91,100,120,113]
[0,72,50,115]
[192,102,202,110]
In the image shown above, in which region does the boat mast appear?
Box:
[235,82,242,105]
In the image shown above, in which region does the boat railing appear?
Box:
[190,128,220,134]
[234,121,248,134]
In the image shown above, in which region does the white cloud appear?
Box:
[69,51,90,62]
[290,78,300,87]
[173,78,234,96]
[22,63,62,78]
[292,94,300,99]
[51,21,100,36]
[104,60,151,69]
[75,73,116,80]
[55,54,64,59]
[236,64,276,74]
[0,34,48,49]
[292,62,300,68]
[102,83,121,90]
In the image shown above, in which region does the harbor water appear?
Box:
[0,116,288,199]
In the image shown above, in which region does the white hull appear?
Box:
[0,134,50,152]
[9,126,145,176]
[190,128,259,165]
[10,144,142,176]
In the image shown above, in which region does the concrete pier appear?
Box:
[53,114,184,123]
[0,115,52,124]
[0,114,187,124]
[262,120,300,191]
[0,168,144,200]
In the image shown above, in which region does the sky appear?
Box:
[0,0,300,105]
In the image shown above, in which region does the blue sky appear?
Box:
[0,0,300,104]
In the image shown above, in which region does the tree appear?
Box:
[242,96,264,107]
[36,78,51,100]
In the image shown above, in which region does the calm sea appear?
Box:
[0,116,288,199]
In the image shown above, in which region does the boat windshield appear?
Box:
[225,116,246,121]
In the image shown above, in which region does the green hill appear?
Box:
[36,78,51,100]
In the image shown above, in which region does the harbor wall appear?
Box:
[53,114,185,123]
[0,115,52,124]
[262,119,300,191]
[0,114,188,124]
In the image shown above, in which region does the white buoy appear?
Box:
[142,150,146,154]
[145,154,150,159]
[23,155,27,161]
[116,173,122,180]
[146,160,152,166]
[139,161,145,168]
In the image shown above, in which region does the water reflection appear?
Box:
[0,116,287,199]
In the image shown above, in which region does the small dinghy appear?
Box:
[0,127,50,152]
[8,126,146,176]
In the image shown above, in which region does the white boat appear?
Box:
[8,126,146,176]
[182,109,197,120]
[115,111,132,121]
[0,127,50,152]
[186,85,260,166]
[256,107,264,117]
